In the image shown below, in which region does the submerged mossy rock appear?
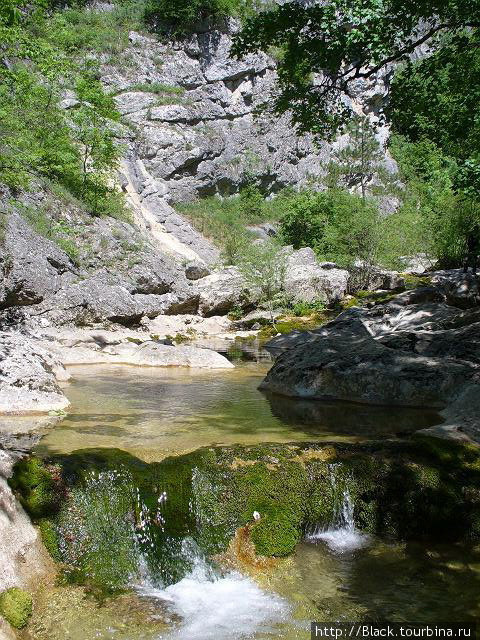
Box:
[10,438,480,595]
[0,587,33,629]
[8,457,63,520]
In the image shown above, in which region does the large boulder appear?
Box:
[0,334,70,414]
[380,321,480,365]
[28,274,199,327]
[259,320,476,407]
[261,276,480,413]
[0,213,76,310]
[284,248,349,304]
[196,267,252,316]
[0,451,53,600]
[425,382,480,443]
[431,270,480,309]
[109,342,234,368]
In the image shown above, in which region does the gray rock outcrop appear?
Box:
[0,213,76,311]
[103,25,343,203]
[0,201,200,328]
[284,248,349,303]
[0,334,70,414]
[261,271,480,441]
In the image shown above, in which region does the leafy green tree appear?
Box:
[387,30,480,196]
[232,0,480,140]
[69,72,122,215]
[220,226,250,265]
[315,191,380,288]
[280,188,380,282]
[387,135,480,267]
[280,191,328,249]
[0,70,77,189]
[144,0,247,36]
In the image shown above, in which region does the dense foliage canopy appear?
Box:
[233,0,480,140]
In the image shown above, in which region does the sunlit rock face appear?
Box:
[102,20,395,206]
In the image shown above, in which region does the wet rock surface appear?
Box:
[262,272,480,442]
[9,438,479,597]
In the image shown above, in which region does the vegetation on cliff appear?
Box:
[233,0,480,266]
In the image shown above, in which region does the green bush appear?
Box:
[34,2,144,55]
[386,135,480,268]
[178,188,289,264]
[144,0,248,35]
[238,239,287,311]
[0,588,33,629]
[280,188,380,270]
[279,190,328,249]
[291,300,326,316]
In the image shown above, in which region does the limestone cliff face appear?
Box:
[0,18,394,329]
[98,20,331,204]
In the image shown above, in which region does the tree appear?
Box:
[388,135,480,267]
[280,191,328,249]
[238,240,288,323]
[386,30,480,196]
[280,188,380,285]
[70,72,121,215]
[326,115,393,201]
[232,0,480,140]
[144,0,246,36]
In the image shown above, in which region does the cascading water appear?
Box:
[55,462,290,639]
[307,466,370,554]
[136,538,290,640]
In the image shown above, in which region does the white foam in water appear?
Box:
[310,527,369,553]
[308,485,370,554]
[137,543,290,640]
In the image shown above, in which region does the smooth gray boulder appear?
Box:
[0,334,70,414]
[196,267,252,316]
[284,248,349,304]
[260,320,476,408]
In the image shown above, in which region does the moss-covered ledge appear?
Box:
[8,437,480,596]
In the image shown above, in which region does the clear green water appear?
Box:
[31,361,479,639]
[32,537,480,640]
[38,362,441,462]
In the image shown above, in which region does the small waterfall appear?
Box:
[54,463,290,638]
[136,538,290,640]
[307,466,370,553]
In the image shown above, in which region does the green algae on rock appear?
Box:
[0,587,33,629]
[9,438,480,595]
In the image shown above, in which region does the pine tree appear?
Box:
[326,115,391,201]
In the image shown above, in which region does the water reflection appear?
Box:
[36,362,442,462]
